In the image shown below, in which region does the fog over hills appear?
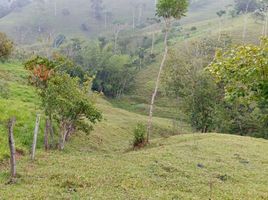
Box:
[0,0,233,44]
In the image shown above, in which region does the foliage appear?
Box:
[24,56,56,90]
[188,73,219,133]
[208,37,268,106]
[0,32,13,62]
[25,55,102,148]
[156,0,189,20]
[208,37,268,136]
[92,54,135,98]
[163,37,267,136]
[43,74,102,132]
[133,123,146,147]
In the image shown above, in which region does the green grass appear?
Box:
[0,63,268,199]
[0,62,45,161]
[0,62,182,159]
[1,3,268,198]
[0,134,268,199]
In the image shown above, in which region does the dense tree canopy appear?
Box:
[156,0,188,20]
[208,38,268,106]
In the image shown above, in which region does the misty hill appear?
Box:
[0,0,233,44]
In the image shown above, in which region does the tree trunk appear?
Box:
[265,10,268,37]
[147,21,170,143]
[49,118,54,148]
[8,117,16,179]
[218,18,222,41]
[105,12,107,29]
[151,32,155,54]
[31,114,41,160]
[59,121,71,150]
[132,8,136,29]
[242,0,251,43]
[54,0,57,17]
[44,118,49,151]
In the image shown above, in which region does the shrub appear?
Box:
[0,32,13,61]
[190,26,197,31]
[0,80,9,99]
[133,123,146,148]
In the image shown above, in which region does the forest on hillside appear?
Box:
[0,0,268,199]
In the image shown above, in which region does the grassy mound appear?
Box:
[0,134,267,199]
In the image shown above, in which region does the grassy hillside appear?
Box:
[0,0,155,43]
[0,62,43,161]
[118,13,265,118]
[0,62,185,161]
[0,62,268,200]
[1,133,268,199]
[0,0,234,44]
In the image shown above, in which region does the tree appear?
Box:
[208,37,268,130]
[0,32,13,62]
[25,55,102,149]
[43,74,102,150]
[163,37,230,133]
[91,0,103,20]
[92,54,135,98]
[147,0,188,143]
[216,10,226,41]
[137,47,145,70]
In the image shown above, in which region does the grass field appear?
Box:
[0,133,268,199]
[1,1,268,198]
[0,63,268,200]
[0,63,185,160]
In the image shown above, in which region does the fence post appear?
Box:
[8,117,16,179]
[31,114,41,160]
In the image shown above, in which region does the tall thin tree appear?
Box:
[147,0,189,143]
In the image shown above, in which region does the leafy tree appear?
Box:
[147,0,189,143]
[208,37,268,135]
[0,32,13,62]
[163,36,234,133]
[208,38,268,106]
[43,74,102,149]
[25,55,102,149]
[92,54,135,98]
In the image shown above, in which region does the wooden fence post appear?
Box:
[44,119,49,151]
[31,114,41,160]
[8,117,16,179]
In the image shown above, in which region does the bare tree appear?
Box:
[242,0,252,43]
[147,0,188,143]
[147,20,170,142]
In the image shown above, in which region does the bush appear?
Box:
[133,123,146,148]
[190,26,197,31]
[0,32,13,61]
[0,80,9,99]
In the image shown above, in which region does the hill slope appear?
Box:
[0,133,268,199]
[0,63,268,200]
[0,63,182,160]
